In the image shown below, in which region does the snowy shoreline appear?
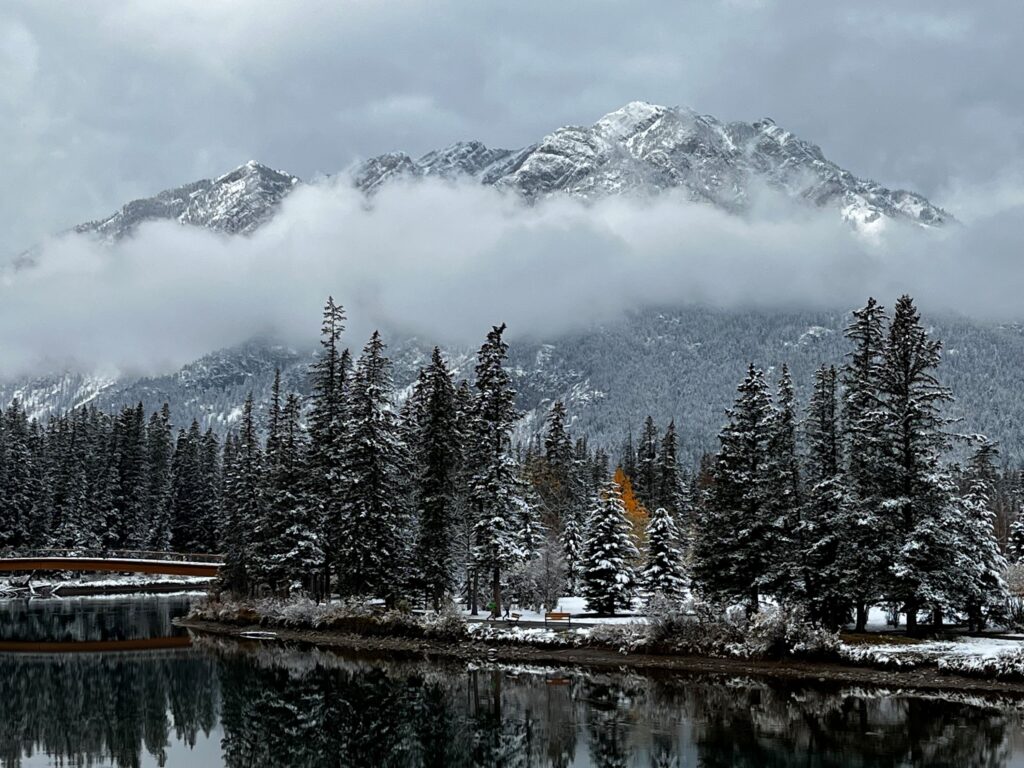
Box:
[177,607,1024,698]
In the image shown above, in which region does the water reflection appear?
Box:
[0,597,1023,767]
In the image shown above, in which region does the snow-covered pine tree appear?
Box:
[841,297,891,631]
[169,421,203,552]
[799,364,851,629]
[561,506,585,592]
[0,400,37,550]
[221,393,265,595]
[642,506,686,600]
[635,416,659,509]
[763,364,801,600]
[411,347,462,609]
[879,295,959,633]
[197,428,222,552]
[654,419,686,524]
[307,297,348,593]
[581,481,638,615]
[470,323,528,616]
[691,364,773,613]
[954,438,1009,631]
[336,331,407,603]
[145,405,174,550]
[264,393,322,595]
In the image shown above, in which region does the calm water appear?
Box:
[2,597,1024,767]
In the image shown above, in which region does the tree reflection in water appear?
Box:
[0,608,1022,768]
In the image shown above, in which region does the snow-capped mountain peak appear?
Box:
[73,160,299,241]
[64,101,951,245]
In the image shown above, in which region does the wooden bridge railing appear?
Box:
[0,549,224,564]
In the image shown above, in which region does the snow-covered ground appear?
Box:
[461,595,647,625]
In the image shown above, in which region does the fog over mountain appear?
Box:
[3,97,1024,459]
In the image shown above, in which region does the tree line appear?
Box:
[0,294,1018,632]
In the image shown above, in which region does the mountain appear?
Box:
[64,102,949,243]
[72,160,299,241]
[353,102,951,230]
[6,307,1024,470]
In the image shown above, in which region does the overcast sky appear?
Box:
[3,0,1024,256]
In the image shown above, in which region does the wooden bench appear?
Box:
[544,611,572,624]
[506,612,522,624]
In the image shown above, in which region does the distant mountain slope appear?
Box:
[64,102,950,242]
[5,308,1023,468]
[73,161,299,241]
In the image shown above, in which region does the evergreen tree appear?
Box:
[221,394,265,594]
[635,416,659,509]
[763,365,801,598]
[799,365,850,628]
[691,364,773,612]
[262,393,322,595]
[642,506,686,600]
[581,481,637,615]
[879,295,959,633]
[0,400,37,550]
[654,419,686,523]
[307,297,348,594]
[841,298,891,631]
[470,323,528,616]
[411,347,461,609]
[955,438,1009,631]
[336,332,407,603]
[145,405,174,550]
[169,422,203,552]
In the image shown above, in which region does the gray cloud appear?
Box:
[4,1,1024,257]
[1,178,1021,379]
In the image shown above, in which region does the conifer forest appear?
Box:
[1,294,1014,633]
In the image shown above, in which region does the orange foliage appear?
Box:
[613,466,648,545]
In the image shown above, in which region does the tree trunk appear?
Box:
[932,606,943,630]
[492,567,502,617]
[470,569,479,616]
[905,598,919,635]
[748,586,759,617]
[855,602,868,633]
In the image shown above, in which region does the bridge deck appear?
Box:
[0,557,222,578]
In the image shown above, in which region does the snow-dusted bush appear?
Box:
[643,594,743,655]
[584,623,648,654]
[937,649,1024,681]
[731,604,840,660]
[420,602,469,640]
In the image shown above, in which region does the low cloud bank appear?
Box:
[0,178,1019,378]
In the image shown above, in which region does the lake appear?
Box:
[1,595,1024,767]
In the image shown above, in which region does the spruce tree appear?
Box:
[336,332,407,603]
[307,297,348,594]
[955,438,1009,631]
[146,405,174,551]
[221,394,265,594]
[470,323,528,616]
[799,365,851,628]
[635,416,659,509]
[581,481,638,615]
[763,365,801,598]
[411,347,461,609]
[879,295,958,633]
[654,420,686,524]
[691,364,773,612]
[841,298,890,631]
[642,506,686,600]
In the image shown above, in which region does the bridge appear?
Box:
[0,550,223,578]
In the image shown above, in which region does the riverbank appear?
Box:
[178,616,1024,698]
